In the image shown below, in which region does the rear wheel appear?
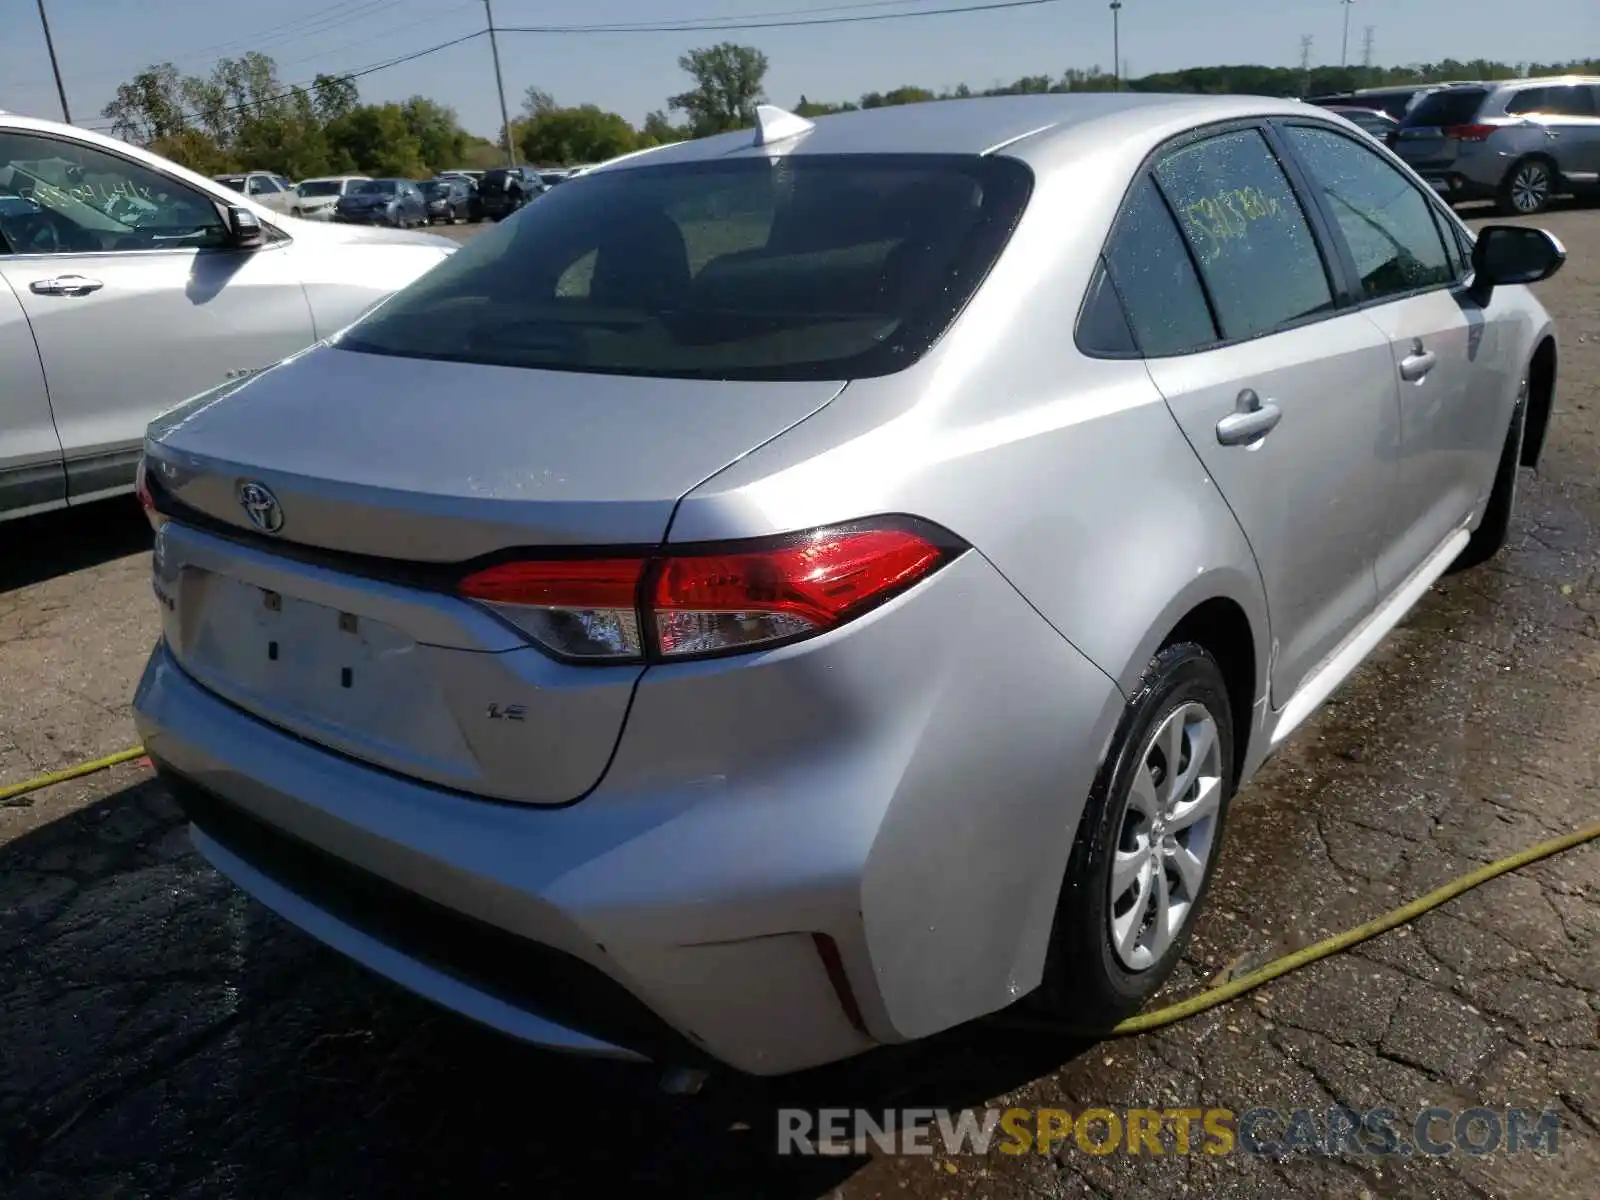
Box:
[1035,642,1235,1029]
[1499,157,1556,215]
[1450,384,1527,573]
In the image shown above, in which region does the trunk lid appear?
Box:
[143,345,843,804]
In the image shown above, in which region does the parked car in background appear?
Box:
[0,111,452,522]
[132,94,1561,1078]
[1392,76,1600,213]
[1326,105,1400,141]
[334,178,429,228]
[293,175,371,220]
[477,166,539,219]
[422,175,477,224]
[1306,84,1457,122]
[213,171,297,214]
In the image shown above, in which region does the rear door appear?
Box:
[1122,127,1398,705]
[1277,120,1508,595]
[1526,84,1600,182]
[0,129,316,500]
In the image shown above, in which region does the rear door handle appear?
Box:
[1216,388,1282,446]
[1400,350,1437,382]
[30,275,104,297]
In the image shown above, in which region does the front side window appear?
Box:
[0,131,225,254]
[1282,124,1453,301]
[1154,128,1334,341]
[1096,174,1217,356]
[338,154,1033,381]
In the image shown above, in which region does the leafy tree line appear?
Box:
[103,45,1600,178]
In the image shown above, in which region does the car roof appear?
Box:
[589,92,1313,174]
[1495,74,1600,88]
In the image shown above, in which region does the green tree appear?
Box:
[102,63,189,143]
[639,109,687,145]
[326,104,428,177]
[518,104,637,165]
[859,86,936,108]
[400,96,470,173]
[668,43,768,137]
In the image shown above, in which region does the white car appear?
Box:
[292,174,371,221]
[212,171,297,215]
[0,113,454,521]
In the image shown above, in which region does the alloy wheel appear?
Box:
[1107,701,1224,971]
[1510,162,1552,214]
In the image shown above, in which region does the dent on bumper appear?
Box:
[133,551,1122,1075]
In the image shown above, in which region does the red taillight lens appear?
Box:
[1443,123,1496,142]
[457,522,958,663]
[653,528,946,658]
[134,456,165,531]
[459,558,646,660]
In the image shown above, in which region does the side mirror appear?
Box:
[1468,224,1565,305]
[226,205,266,250]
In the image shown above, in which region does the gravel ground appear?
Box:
[1,204,1597,1199]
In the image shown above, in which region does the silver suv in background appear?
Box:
[1393,76,1600,213]
[0,113,453,521]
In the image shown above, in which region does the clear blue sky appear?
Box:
[3,0,1595,138]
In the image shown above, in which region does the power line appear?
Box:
[498,0,1066,35]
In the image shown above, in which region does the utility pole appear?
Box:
[1362,25,1375,69]
[1110,1,1122,92]
[483,0,516,165]
[34,0,72,124]
[1340,0,1355,69]
[1300,34,1314,96]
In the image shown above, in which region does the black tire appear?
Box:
[1034,642,1235,1030]
[1498,156,1556,216]
[1449,384,1527,574]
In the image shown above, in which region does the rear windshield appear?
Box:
[1403,88,1490,128]
[215,176,245,191]
[337,154,1033,382]
[353,180,399,194]
[297,180,343,196]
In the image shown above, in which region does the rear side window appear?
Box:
[1075,261,1137,355]
[1154,129,1334,341]
[1403,88,1489,128]
[1098,175,1216,356]
[339,154,1032,381]
[1281,125,1453,300]
[1507,85,1597,117]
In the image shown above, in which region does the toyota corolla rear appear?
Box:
[131,145,1123,1075]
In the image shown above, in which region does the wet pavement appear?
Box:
[2,207,1598,1198]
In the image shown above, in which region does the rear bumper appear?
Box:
[133,550,1123,1075]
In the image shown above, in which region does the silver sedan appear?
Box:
[132,92,1562,1077]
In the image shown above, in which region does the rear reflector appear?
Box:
[134,456,166,532]
[458,520,960,663]
[1443,123,1496,142]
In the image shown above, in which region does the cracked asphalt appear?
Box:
[2,206,1597,1199]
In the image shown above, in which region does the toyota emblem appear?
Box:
[236,480,284,534]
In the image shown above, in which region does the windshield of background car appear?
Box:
[337,154,1033,381]
[1402,88,1490,127]
[424,180,454,195]
[353,180,398,195]
[298,180,343,196]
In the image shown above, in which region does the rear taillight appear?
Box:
[1443,123,1496,142]
[457,521,961,664]
[134,456,165,532]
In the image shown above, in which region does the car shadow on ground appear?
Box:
[0,498,150,595]
[0,778,1093,1198]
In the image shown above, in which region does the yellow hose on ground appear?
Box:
[4,748,1598,1039]
[0,747,148,803]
